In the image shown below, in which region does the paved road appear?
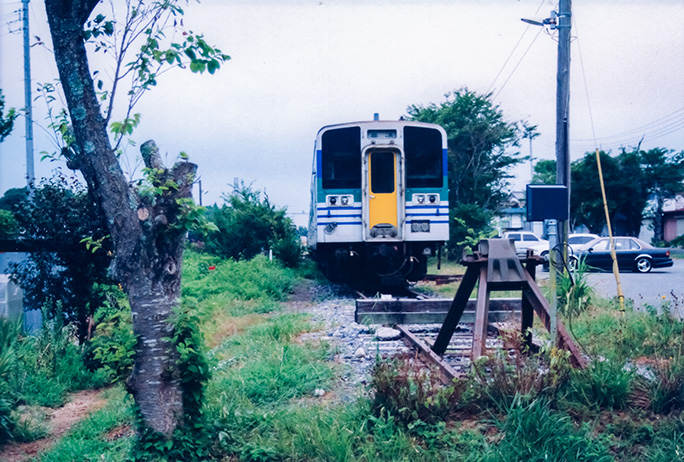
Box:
[539,258,684,314]
[580,258,684,314]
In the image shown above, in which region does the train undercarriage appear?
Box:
[313,242,438,287]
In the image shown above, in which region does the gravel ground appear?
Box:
[292,281,506,400]
[295,283,410,399]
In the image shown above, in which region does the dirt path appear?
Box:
[0,389,107,462]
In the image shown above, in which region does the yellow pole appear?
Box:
[595,149,625,312]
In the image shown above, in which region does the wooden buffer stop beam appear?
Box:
[431,238,586,369]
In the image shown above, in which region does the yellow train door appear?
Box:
[366,149,399,239]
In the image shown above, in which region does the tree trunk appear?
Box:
[653,189,665,243]
[45,0,194,438]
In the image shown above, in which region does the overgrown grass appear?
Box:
[15,250,684,461]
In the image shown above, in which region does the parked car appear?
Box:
[569,236,673,273]
[502,231,549,257]
[567,233,600,253]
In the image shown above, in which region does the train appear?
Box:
[308,119,449,286]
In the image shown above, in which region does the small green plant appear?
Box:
[569,358,634,410]
[490,395,613,461]
[84,300,136,382]
[10,406,50,443]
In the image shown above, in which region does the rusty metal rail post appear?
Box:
[431,255,481,355]
[430,238,586,368]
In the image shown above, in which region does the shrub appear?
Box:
[667,234,684,249]
[9,174,114,344]
[202,182,301,267]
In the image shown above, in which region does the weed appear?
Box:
[630,355,684,414]
[10,319,108,408]
[646,426,684,461]
[182,252,297,302]
[371,354,464,426]
[10,405,50,442]
[470,341,570,412]
[569,358,634,410]
[486,395,613,462]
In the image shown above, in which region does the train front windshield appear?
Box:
[404,126,443,188]
[321,126,361,189]
[320,124,444,189]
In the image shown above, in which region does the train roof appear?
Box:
[316,120,446,138]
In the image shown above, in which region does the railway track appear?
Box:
[352,285,520,381]
[341,240,588,385]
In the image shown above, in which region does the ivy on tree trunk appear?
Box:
[45,0,196,438]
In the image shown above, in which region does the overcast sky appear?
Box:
[1,0,683,226]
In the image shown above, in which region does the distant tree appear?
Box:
[639,147,684,243]
[0,90,19,240]
[0,211,18,240]
[205,183,301,268]
[9,175,113,344]
[407,88,523,257]
[571,150,644,235]
[532,159,557,185]
[0,188,28,212]
[0,89,16,143]
[616,148,647,237]
[43,0,229,444]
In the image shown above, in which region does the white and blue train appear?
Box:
[308,119,449,286]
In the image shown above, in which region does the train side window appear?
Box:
[321,127,361,189]
[404,126,443,188]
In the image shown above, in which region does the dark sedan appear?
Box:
[569,237,673,273]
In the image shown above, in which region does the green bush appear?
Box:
[667,234,684,249]
[182,252,296,302]
[202,183,301,268]
[9,175,114,344]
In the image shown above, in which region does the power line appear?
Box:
[492,27,544,102]
[572,108,684,142]
[487,0,547,95]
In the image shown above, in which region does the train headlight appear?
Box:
[413,194,425,205]
[341,196,349,205]
[428,194,438,204]
[328,195,338,206]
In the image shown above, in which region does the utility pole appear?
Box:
[23,0,34,186]
[555,0,572,254]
